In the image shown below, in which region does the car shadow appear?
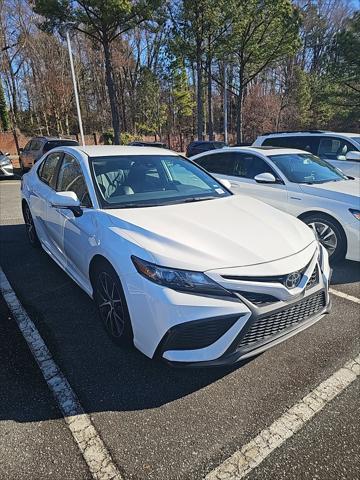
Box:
[0,223,253,424]
[331,260,360,285]
[0,222,357,426]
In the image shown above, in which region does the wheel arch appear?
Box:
[298,210,348,250]
[88,254,114,290]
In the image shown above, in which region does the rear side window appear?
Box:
[232,153,276,179]
[262,136,319,153]
[30,140,42,151]
[43,140,79,153]
[39,152,63,188]
[196,153,235,175]
[57,154,92,207]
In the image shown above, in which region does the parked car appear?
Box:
[253,130,360,178]
[21,145,330,366]
[0,150,13,177]
[192,146,360,262]
[128,141,167,148]
[19,137,79,172]
[186,140,228,158]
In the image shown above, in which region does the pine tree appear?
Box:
[0,79,10,131]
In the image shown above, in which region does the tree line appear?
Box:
[1,0,359,147]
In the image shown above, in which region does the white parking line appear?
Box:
[205,354,360,480]
[329,288,360,304]
[0,267,123,480]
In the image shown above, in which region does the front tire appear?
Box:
[93,262,133,346]
[23,203,40,247]
[302,213,346,263]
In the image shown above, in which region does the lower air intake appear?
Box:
[238,290,326,349]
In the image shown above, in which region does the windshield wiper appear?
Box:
[108,203,158,209]
[181,196,217,203]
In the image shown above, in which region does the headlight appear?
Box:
[0,157,11,166]
[131,256,233,297]
[349,209,360,220]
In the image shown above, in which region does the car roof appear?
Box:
[193,146,308,157]
[189,140,224,145]
[62,145,179,157]
[31,136,78,142]
[259,131,360,139]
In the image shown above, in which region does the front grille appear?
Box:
[237,291,278,306]
[238,290,326,349]
[306,266,319,290]
[222,264,309,287]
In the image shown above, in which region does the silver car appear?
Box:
[0,151,13,177]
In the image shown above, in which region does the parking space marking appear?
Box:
[329,288,360,304]
[205,354,360,480]
[0,267,123,480]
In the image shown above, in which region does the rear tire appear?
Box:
[23,203,40,247]
[301,213,346,263]
[20,160,28,174]
[92,261,134,346]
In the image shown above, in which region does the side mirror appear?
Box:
[50,191,83,217]
[254,172,277,183]
[218,178,231,190]
[345,151,360,162]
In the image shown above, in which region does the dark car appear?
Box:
[186,140,228,158]
[19,137,79,172]
[128,141,167,148]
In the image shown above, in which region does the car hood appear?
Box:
[299,179,360,205]
[106,195,316,271]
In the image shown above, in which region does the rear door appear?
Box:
[29,151,63,249]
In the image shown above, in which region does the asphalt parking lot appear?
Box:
[0,178,359,480]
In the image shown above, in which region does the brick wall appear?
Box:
[0,131,230,156]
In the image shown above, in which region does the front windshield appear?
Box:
[90,155,231,208]
[350,137,360,147]
[269,153,348,184]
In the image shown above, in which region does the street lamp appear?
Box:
[64,24,85,146]
[223,62,228,144]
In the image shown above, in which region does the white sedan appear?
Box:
[192,147,360,263]
[21,145,331,366]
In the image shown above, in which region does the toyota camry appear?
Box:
[21,146,331,366]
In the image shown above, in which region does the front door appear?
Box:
[47,153,95,280]
[220,152,289,212]
[317,136,360,177]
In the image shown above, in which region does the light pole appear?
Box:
[223,62,228,144]
[65,27,85,146]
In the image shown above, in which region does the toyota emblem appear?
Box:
[285,271,302,289]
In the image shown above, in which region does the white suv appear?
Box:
[253,131,360,178]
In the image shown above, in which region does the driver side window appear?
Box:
[57,154,92,208]
[233,153,278,180]
[318,137,356,161]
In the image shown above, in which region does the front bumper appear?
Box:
[150,246,331,367]
[344,216,360,262]
[161,289,331,367]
